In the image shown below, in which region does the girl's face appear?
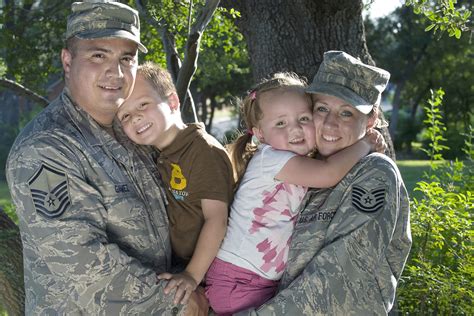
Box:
[253,91,315,156]
[312,94,375,157]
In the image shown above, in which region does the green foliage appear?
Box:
[397,89,474,315]
[365,5,473,159]
[1,201,17,224]
[420,89,449,162]
[405,0,472,38]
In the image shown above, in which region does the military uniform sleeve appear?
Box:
[7,135,185,315]
[237,154,412,315]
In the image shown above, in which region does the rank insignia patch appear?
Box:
[28,163,71,218]
[352,185,385,213]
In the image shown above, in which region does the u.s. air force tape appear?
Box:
[351,185,385,213]
[28,163,71,218]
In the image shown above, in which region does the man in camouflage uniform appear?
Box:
[238,51,412,315]
[6,1,207,314]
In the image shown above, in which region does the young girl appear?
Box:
[205,72,383,315]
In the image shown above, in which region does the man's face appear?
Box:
[61,38,138,125]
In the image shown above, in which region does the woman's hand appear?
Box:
[157,271,198,305]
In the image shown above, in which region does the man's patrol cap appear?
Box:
[307,50,390,114]
[66,0,147,53]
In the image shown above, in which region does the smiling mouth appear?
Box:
[137,123,152,134]
[289,138,304,144]
[99,85,121,91]
[322,135,340,142]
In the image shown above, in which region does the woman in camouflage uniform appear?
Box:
[240,51,412,315]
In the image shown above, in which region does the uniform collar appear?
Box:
[61,88,133,165]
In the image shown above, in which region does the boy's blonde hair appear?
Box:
[138,61,176,100]
[228,72,310,187]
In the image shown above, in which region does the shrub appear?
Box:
[397,89,474,315]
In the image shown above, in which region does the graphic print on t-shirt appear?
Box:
[169,163,189,201]
[249,182,305,274]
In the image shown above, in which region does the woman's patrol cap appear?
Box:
[307,51,390,114]
[65,0,147,53]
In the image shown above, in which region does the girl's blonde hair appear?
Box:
[228,72,310,187]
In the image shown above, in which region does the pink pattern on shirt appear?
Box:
[248,182,306,274]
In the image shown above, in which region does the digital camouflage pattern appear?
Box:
[306,51,391,114]
[66,0,147,53]
[237,153,412,315]
[6,90,185,315]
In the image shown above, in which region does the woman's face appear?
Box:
[312,94,375,157]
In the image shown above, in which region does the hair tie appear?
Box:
[247,129,254,136]
[249,91,257,100]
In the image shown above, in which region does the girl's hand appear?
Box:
[157,271,198,305]
[364,129,387,154]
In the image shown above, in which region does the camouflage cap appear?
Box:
[307,51,390,114]
[66,0,147,53]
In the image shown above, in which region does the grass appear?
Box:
[396,160,433,197]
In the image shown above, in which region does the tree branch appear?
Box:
[0,77,49,107]
[176,0,220,105]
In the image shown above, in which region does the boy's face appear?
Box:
[118,74,175,149]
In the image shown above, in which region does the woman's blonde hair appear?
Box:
[227,72,310,187]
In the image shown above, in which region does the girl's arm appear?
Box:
[158,199,228,304]
[277,130,380,188]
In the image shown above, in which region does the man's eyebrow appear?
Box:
[85,47,111,53]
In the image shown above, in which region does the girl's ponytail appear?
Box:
[227,132,257,189]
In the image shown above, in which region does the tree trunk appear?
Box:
[0,208,24,316]
[221,0,395,159]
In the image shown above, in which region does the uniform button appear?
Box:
[171,306,179,315]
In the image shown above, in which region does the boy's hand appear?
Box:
[157,271,198,305]
[364,129,386,154]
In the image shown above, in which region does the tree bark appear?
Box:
[0,208,24,316]
[221,0,395,159]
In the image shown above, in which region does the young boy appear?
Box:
[118,62,234,304]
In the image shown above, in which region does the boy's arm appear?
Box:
[186,199,228,283]
[277,137,371,188]
[159,199,228,304]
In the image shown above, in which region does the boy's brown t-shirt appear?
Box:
[157,123,234,263]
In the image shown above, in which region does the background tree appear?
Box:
[221,0,396,158]
[365,0,473,158]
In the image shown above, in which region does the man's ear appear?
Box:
[252,126,264,142]
[61,49,72,80]
[167,93,181,112]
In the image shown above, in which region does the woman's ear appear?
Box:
[367,113,377,130]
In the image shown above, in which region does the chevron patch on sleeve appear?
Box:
[28,163,71,218]
[351,185,385,213]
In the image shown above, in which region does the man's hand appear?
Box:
[182,286,209,316]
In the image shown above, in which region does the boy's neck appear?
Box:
[154,121,187,151]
